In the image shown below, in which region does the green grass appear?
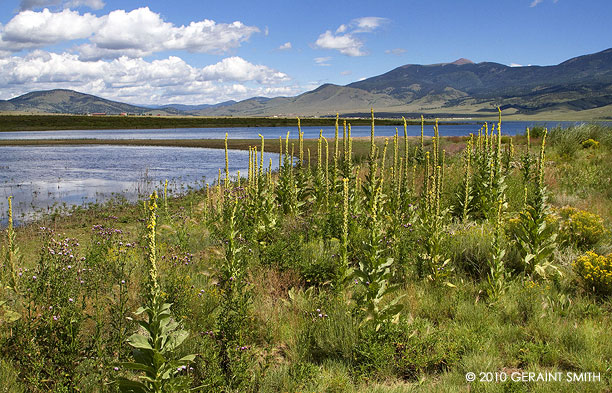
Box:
[0,114,454,131]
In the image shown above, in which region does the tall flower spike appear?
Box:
[298,117,303,167]
[224,133,229,188]
[146,192,159,302]
[259,134,265,178]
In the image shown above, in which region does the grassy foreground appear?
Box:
[1,117,612,392]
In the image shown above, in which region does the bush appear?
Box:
[528,126,547,138]
[557,206,608,250]
[582,139,600,149]
[574,251,612,296]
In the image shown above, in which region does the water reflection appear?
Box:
[0,145,275,224]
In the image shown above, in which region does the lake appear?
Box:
[0,120,594,141]
[0,145,277,224]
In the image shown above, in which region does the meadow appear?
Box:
[1,112,611,393]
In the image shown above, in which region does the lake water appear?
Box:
[0,145,277,224]
[0,121,596,141]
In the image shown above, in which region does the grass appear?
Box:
[0,114,455,132]
[0,117,611,392]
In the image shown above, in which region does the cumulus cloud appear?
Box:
[278,42,292,50]
[530,0,544,6]
[314,31,365,57]
[314,16,387,57]
[0,51,296,104]
[0,7,259,59]
[201,57,289,83]
[0,8,101,51]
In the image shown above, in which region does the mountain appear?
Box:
[194,48,612,118]
[0,89,177,115]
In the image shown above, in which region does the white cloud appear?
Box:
[385,48,406,55]
[351,17,388,32]
[0,51,298,105]
[510,63,523,67]
[0,7,259,59]
[201,57,289,84]
[314,30,365,57]
[87,8,259,59]
[278,42,292,50]
[314,16,387,57]
[340,70,352,76]
[0,8,101,51]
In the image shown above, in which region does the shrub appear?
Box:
[557,206,608,250]
[582,139,600,149]
[529,126,547,138]
[573,251,612,296]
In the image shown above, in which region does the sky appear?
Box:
[0,0,611,106]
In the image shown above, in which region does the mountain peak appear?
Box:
[451,58,474,65]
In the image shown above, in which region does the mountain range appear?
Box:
[1,48,612,119]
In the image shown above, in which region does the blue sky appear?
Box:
[0,0,610,105]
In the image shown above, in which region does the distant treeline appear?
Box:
[0,114,460,131]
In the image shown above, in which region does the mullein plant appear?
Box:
[454,134,473,222]
[512,129,559,280]
[521,127,533,189]
[116,192,196,393]
[486,199,509,301]
[2,196,20,293]
[216,197,252,388]
[417,126,452,284]
[1,197,21,325]
[352,114,404,330]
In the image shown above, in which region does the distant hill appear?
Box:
[193,48,612,118]
[0,89,177,115]
[2,48,612,118]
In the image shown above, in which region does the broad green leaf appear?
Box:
[127,334,153,350]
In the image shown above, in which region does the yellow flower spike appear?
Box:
[278,135,283,175]
[420,115,424,152]
[343,119,348,162]
[146,192,159,302]
[259,134,265,178]
[297,117,303,167]
[224,133,229,189]
[334,113,340,174]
